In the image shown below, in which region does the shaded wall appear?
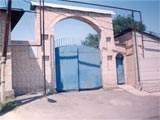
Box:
[11,39,55,95]
[11,41,44,95]
[135,33,160,92]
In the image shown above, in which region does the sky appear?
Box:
[0,0,159,40]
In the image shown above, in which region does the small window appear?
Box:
[106,37,111,42]
[107,55,112,61]
[29,46,38,59]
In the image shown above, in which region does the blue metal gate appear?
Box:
[55,45,101,92]
[116,53,125,84]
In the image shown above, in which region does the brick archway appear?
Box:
[33,3,117,91]
[52,15,102,34]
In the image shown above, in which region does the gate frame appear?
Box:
[116,53,125,85]
[33,4,117,92]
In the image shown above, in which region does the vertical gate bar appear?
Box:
[77,47,80,90]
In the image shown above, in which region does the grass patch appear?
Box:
[0,102,3,111]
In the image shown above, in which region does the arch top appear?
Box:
[54,16,102,34]
[31,1,115,15]
[116,53,124,58]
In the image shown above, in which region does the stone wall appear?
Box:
[11,42,42,95]
[11,36,55,95]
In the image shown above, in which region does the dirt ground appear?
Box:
[1,88,160,120]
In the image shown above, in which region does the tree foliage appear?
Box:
[82,33,99,48]
[82,14,146,47]
[113,15,146,35]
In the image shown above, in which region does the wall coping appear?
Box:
[31,1,115,15]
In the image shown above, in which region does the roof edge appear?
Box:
[114,28,160,40]
[0,8,25,31]
[30,1,115,15]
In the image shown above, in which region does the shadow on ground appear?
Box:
[0,93,57,116]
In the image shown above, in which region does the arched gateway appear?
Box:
[12,2,119,95]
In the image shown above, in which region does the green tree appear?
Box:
[82,33,99,48]
[82,15,146,48]
[113,15,146,35]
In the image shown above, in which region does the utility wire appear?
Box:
[58,0,141,12]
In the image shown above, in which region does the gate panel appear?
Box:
[78,46,101,90]
[116,57,125,84]
[55,46,79,91]
[55,45,101,92]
